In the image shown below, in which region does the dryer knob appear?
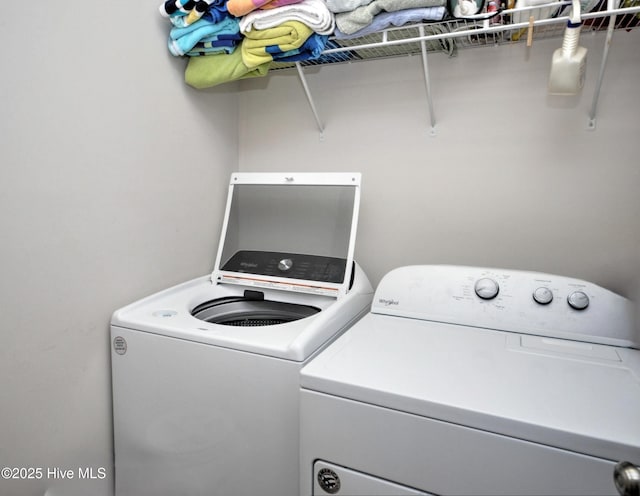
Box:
[567,290,589,310]
[533,287,554,305]
[278,258,293,272]
[474,278,499,300]
[614,461,640,496]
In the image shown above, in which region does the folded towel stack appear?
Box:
[160,0,335,87]
[238,0,333,68]
[163,0,242,57]
[159,0,446,88]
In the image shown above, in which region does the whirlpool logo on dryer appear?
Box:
[378,298,399,306]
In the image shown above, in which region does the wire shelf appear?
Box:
[271,2,640,70]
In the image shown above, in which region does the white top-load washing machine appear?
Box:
[111,172,373,496]
[300,265,640,496]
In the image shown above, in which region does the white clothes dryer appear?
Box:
[111,173,373,496]
[300,265,640,496]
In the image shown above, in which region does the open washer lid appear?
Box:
[212,172,361,298]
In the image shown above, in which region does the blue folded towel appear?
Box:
[187,44,237,56]
[198,6,231,25]
[309,39,360,63]
[169,17,241,56]
[199,32,243,43]
[187,34,243,55]
[270,34,329,62]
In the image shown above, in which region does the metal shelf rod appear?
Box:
[588,0,619,129]
[295,62,325,137]
[419,25,437,135]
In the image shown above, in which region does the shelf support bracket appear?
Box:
[588,0,618,130]
[295,62,325,138]
[419,25,437,136]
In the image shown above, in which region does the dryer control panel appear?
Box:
[372,265,637,348]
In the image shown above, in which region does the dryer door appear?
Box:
[313,461,431,496]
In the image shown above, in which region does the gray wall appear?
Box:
[238,29,640,299]
[0,2,237,495]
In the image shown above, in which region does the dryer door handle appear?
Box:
[614,461,640,496]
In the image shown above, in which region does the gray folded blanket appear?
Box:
[334,6,446,38]
[335,0,446,34]
[327,0,375,13]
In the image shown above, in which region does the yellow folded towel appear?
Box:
[185,48,271,88]
[241,21,313,68]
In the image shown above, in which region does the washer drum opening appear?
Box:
[191,297,320,327]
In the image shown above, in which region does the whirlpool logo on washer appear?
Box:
[378,298,399,306]
[317,468,341,494]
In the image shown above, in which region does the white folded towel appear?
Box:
[239,0,335,35]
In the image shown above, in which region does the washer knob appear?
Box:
[278,258,293,272]
[533,287,554,305]
[567,290,589,310]
[474,278,499,300]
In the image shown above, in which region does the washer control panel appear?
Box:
[372,265,637,348]
[221,250,346,283]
